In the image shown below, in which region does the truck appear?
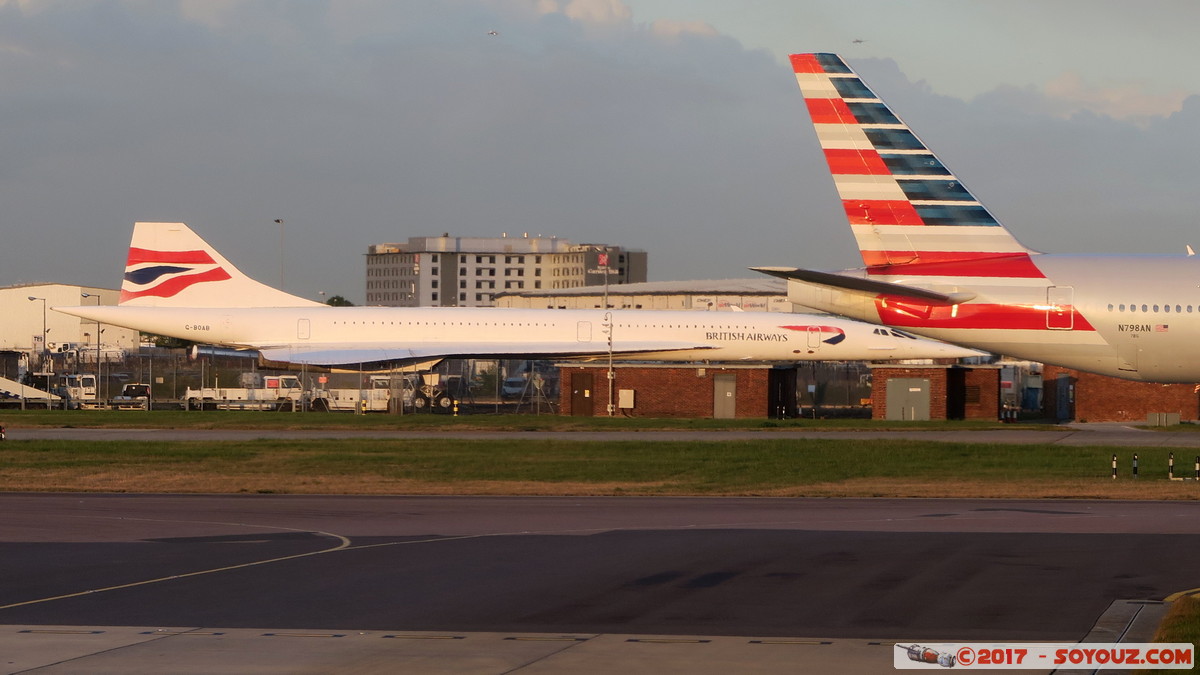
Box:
[57,373,103,409]
[309,375,399,413]
[307,374,460,413]
[112,383,152,410]
[410,373,463,411]
[182,374,303,411]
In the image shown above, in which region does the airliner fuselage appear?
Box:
[785,254,1200,381]
[67,304,976,366]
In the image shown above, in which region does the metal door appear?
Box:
[571,372,594,416]
[1055,374,1074,422]
[297,318,311,340]
[885,378,930,421]
[577,321,592,342]
[713,373,736,419]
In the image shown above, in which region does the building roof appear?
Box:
[497,277,786,299]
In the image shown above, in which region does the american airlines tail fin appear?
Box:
[120,222,321,308]
[790,53,1037,271]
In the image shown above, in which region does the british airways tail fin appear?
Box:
[790,53,1036,269]
[120,222,321,308]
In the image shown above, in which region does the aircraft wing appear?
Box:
[257,341,716,367]
[751,266,977,305]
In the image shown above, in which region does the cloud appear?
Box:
[1042,71,1187,125]
[852,56,1200,258]
[559,0,631,26]
[650,19,719,40]
[3,1,1197,305]
[0,0,815,300]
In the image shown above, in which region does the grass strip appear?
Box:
[1,438,1196,498]
[0,409,1049,431]
[1141,596,1200,674]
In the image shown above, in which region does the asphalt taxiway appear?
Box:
[0,494,1193,673]
[12,421,1200,446]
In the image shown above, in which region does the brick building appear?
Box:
[869,365,1002,421]
[559,363,797,418]
[1041,365,1199,423]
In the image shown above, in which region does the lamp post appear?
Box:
[27,296,49,402]
[275,219,284,289]
[594,247,614,416]
[82,292,102,401]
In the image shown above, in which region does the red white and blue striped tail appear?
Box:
[790,53,1038,274]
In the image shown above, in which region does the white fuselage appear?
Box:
[786,254,1200,382]
[58,304,975,364]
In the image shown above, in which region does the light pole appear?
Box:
[275,219,284,289]
[603,311,614,416]
[593,247,615,416]
[81,293,102,401]
[27,296,49,401]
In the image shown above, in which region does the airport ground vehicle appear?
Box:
[309,374,460,413]
[112,383,152,410]
[308,375,397,413]
[178,372,459,413]
[501,377,527,399]
[183,374,302,411]
[57,374,104,409]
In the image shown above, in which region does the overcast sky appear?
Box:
[3,0,1199,304]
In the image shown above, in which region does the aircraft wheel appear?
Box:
[435,395,453,410]
[412,394,429,411]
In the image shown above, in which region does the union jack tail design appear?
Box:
[790,53,1039,278]
[120,222,319,308]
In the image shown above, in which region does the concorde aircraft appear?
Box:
[755,53,1200,382]
[51,222,979,367]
